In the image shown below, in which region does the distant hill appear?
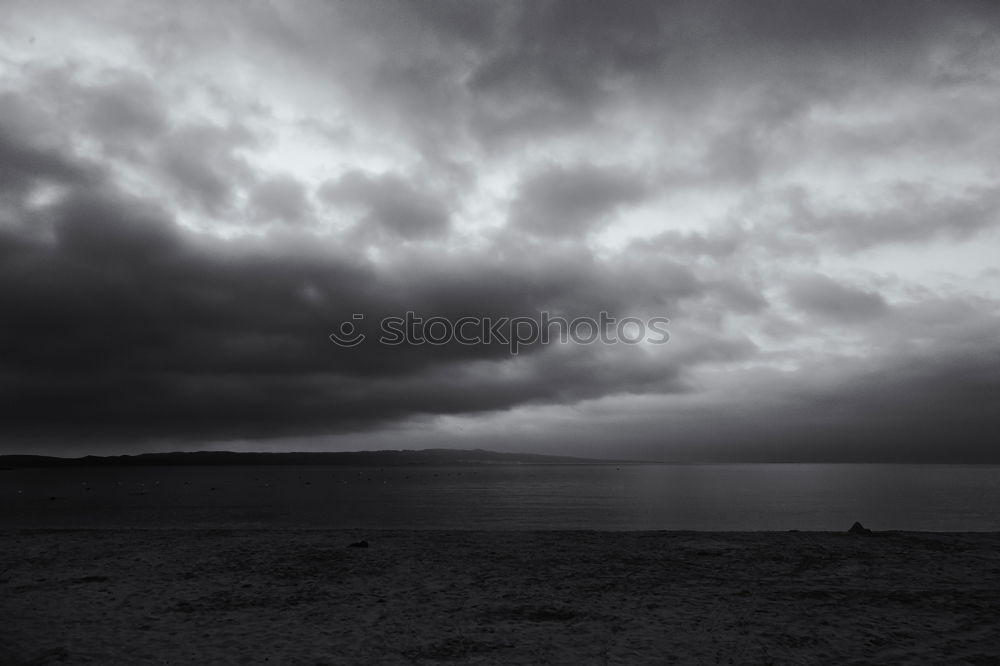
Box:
[0,449,643,468]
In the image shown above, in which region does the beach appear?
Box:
[3,529,999,664]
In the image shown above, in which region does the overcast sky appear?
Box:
[2,1,999,460]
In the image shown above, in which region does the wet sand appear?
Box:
[2,529,999,664]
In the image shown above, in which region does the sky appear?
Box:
[2,0,999,461]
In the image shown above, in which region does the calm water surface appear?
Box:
[2,464,999,531]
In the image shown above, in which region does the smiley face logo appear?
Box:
[329,314,366,347]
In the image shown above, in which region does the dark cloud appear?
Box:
[320,171,451,239]
[468,1,665,105]
[510,164,647,236]
[81,74,169,144]
[629,227,748,260]
[0,121,95,201]
[708,280,769,314]
[250,175,312,224]
[0,67,169,165]
[418,1,1000,147]
[786,274,889,323]
[158,122,258,216]
[782,184,1000,252]
[0,150,725,444]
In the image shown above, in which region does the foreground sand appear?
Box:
[2,530,999,664]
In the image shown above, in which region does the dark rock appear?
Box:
[848,521,872,535]
[348,540,369,548]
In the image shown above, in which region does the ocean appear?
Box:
[3,463,999,531]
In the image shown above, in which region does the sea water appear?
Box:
[2,463,999,531]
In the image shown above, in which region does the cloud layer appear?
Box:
[2,0,1000,459]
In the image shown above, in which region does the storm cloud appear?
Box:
[2,0,999,460]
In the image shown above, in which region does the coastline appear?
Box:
[3,529,998,664]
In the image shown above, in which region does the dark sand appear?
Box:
[2,529,999,664]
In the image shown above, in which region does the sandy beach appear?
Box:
[2,529,998,664]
